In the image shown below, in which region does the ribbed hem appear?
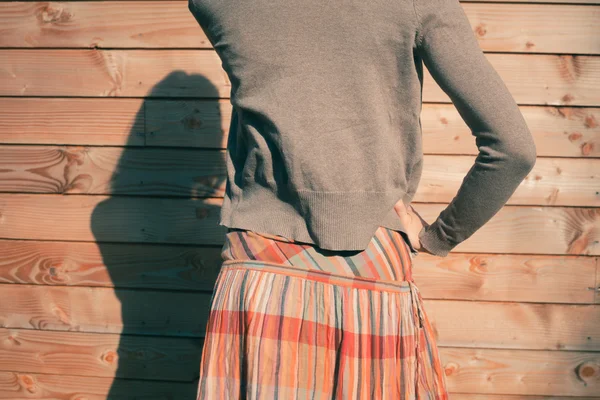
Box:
[417,223,455,257]
[219,185,410,252]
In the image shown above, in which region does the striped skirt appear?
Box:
[196,226,449,399]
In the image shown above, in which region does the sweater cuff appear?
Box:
[418,223,454,257]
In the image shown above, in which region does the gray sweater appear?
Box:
[188,0,537,257]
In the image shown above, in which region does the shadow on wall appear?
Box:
[91,71,227,398]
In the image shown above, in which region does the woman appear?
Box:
[189,0,537,397]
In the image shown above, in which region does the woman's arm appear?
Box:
[412,0,537,257]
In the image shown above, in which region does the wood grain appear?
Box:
[0,2,598,54]
[0,145,597,206]
[1,99,598,159]
[1,370,600,399]
[0,328,201,381]
[1,50,599,106]
[0,240,595,305]
[0,239,223,291]
[0,194,598,255]
[0,282,598,350]
[0,283,212,336]
[1,328,598,395]
[442,346,600,396]
[0,370,196,399]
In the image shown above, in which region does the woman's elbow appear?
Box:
[511,137,537,175]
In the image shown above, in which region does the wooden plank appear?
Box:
[408,203,600,257]
[0,194,598,255]
[0,97,229,148]
[1,328,599,395]
[1,50,599,106]
[1,281,599,350]
[1,2,598,54]
[0,145,598,206]
[466,0,600,4]
[0,328,201,381]
[147,101,600,158]
[3,99,599,160]
[0,239,594,304]
[0,283,212,336]
[0,1,209,49]
[0,239,223,292]
[426,300,600,351]
[449,391,600,400]
[441,346,600,396]
[0,98,146,146]
[450,396,600,400]
[420,104,600,158]
[0,240,595,305]
[2,370,600,400]
[464,3,600,54]
[414,154,599,207]
[412,252,597,305]
[0,145,227,197]
[0,49,230,98]
[596,257,600,304]
[426,53,600,107]
[0,193,226,244]
[0,370,196,399]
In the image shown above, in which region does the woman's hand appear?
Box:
[393,199,434,256]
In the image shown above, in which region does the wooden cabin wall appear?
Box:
[0,0,598,397]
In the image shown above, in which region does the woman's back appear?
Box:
[188,0,537,257]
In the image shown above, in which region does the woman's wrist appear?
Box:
[418,223,453,257]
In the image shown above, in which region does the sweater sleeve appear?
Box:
[412,0,537,257]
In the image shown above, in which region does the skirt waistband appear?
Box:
[221,259,417,294]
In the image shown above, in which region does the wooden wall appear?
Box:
[0,0,599,398]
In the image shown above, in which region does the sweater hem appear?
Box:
[219,187,418,253]
[418,223,455,257]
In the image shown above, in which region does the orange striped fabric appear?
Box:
[196,225,449,399]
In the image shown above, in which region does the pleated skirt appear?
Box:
[196,226,449,399]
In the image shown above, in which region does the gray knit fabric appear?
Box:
[188,0,537,257]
